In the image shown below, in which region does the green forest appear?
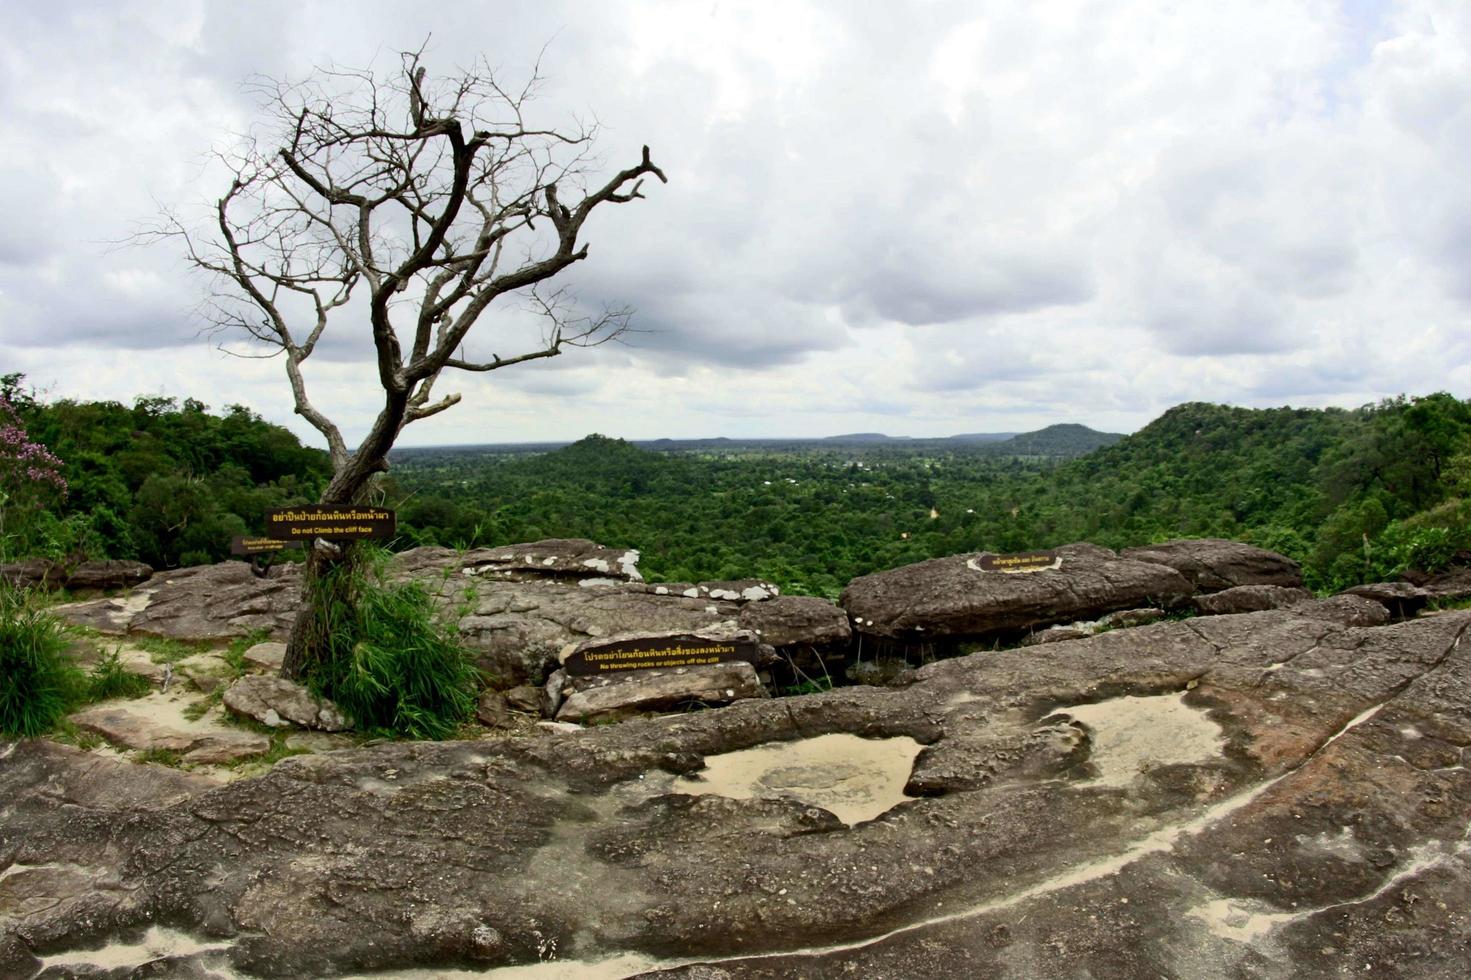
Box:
[4,371,1468,600]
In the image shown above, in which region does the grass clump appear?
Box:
[306,550,480,741]
[0,580,83,736]
[86,649,153,701]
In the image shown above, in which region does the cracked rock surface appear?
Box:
[3,606,1469,978]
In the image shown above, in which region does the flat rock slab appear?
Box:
[241,641,285,672]
[1122,537,1303,592]
[222,675,349,732]
[6,607,1471,978]
[840,542,1194,641]
[1193,583,1314,615]
[53,562,300,641]
[553,661,770,724]
[69,693,269,764]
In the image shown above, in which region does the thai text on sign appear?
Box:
[562,636,759,677]
[971,550,1061,573]
[263,506,396,541]
[230,536,302,556]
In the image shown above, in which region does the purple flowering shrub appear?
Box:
[0,395,68,559]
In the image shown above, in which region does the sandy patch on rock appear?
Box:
[671,732,923,825]
[1054,691,1226,788]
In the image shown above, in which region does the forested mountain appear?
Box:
[387,395,1470,596]
[3,373,1467,600]
[1,377,330,567]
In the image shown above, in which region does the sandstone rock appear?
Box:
[53,561,301,641]
[70,705,195,754]
[554,661,769,724]
[284,731,353,753]
[737,595,851,648]
[1122,537,1302,592]
[503,685,542,714]
[1192,584,1314,615]
[69,698,269,764]
[455,577,745,685]
[0,557,65,590]
[1097,607,1166,629]
[63,559,154,591]
[1343,580,1428,619]
[1288,594,1391,627]
[840,542,1193,641]
[459,538,644,582]
[173,652,235,694]
[475,691,514,729]
[241,641,286,672]
[1021,623,1094,645]
[7,610,1471,978]
[222,675,349,731]
[181,732,272,765]
[1419,565,1471,604]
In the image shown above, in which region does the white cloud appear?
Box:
[0,0,1468,449]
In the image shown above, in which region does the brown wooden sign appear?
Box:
[263,506,396,541]
[972,550,1060,574]
[230,536,302,556]
[562,636,759,677]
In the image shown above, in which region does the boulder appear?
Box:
[1419,566,1471,605]
[1122,537,1302,592]
[553,661,769,724]
[242,641,286,672]
[53,562,301,640]
[1192,584,1314,616]
[840,542,1193,641]
[737,595,851,649]
[459,539,644,582]
[0,557,65,590]
[475,691,515,729]
[63,559,154,591]
[1343,580,1428,619]
[222,675,349,731]
[502,685,542,714]
[1288,594,1391,627]
[453,578,746,685]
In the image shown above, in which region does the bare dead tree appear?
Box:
[159,48,665,679]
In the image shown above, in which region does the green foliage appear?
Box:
[306,552,480,740]
[0,581,82,736]
[388,394,1471,598]
[86,649,153,701]
[6,384,330,567]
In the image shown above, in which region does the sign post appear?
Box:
[263,506,397,542]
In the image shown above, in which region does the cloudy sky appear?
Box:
[2,1,1469,447]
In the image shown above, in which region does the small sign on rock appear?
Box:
[968,550,1061,574]
[562,635,759,677]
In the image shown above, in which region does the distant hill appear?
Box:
[822,432,907,442]
[994,423,1123,456]
[946,432,1017,443]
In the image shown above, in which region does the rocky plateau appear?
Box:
[3,538,1471,977]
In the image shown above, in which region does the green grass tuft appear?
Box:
[0,580,84,736]
[86,648,153,701]
[305,551,480,741]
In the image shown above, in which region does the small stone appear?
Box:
[243,641,287,672]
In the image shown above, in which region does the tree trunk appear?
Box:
[280,539,362,681]
[279,449,391,681]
